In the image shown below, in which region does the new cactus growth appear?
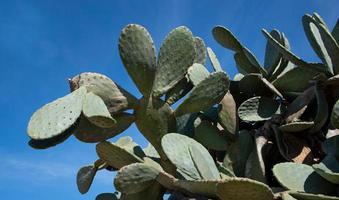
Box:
[27,13,339,199]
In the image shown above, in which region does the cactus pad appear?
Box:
[303,14,339,74]
[262,29,309,68]
[161,133,201,180]
[216,178,274,200]
[96,141,143,169]
[234,51,262,75]
[143,143,160,159]
[264,29,283,72]
[238,96,280,122]
[272,67,319,93]
[313,155,339,184]
[187,63,210,86]
[273,162,336,194]
[212,26,242,52]
[76,165,97,194]
[218,92,237,135]
[194,37,207,65]
[82,92,116,128]
[114,163,160,194]
[153,26,195,96]
[118,24,156,95]
[174,72,229,116]
[207,47,223,72]
[189,142,220,180]
[28,86,86,140]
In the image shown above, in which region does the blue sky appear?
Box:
[0,0,338,199]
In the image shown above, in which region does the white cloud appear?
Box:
[0,153,113,185]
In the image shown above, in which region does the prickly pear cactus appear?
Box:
[26,13,339,200]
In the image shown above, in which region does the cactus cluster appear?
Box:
[27,13,339,200]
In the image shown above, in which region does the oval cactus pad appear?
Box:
[82,92,116,128]
[27,86,87,140]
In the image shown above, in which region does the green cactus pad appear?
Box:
[207,47,223,72]
[285,86,315,122]
[303,14,339,74]
[273,162,336,194]
[189,143,220,180]
[238,96,279,122]
[165,76,193,105]
[28,86,87,141]
[70,72,138,113]
[95,193,119,200]
[174,72,229,116]
[212,26,242,52]
[218,92,237,135]
[194,119,228,151]
[76,165,97,194]
[264,29,283,72]
[161,133,201,180]
[234,52,262,75]
[331,99,339,128]
[74,113,135,143]
[272,67,319,93]
[173,180,220,198]
[143,143,160,159]
[313,155,339,184]
[118,24,156,95]
[289,192,339,200]
[82,92,116,128]
[279,121,314,132]
[216,178,274,200]
[153,26,195,96]
[262,29,309,68]
[114,163,160,194]
[187,63,210,86]
[242,47,268,76]
[96,141,143,169]
[194,37,207,65]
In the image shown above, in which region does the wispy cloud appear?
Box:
[0,152,113,186]
[0,156,76,182]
